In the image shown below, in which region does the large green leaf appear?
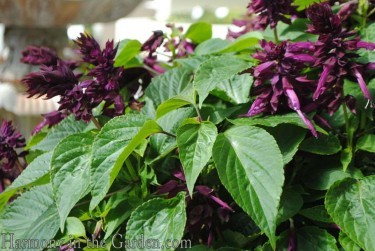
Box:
[326,176,375,251]
[296,227,339,251]
[185,22,212,44]
[126,192,186,251]
[90,115,162,210]
[356,134,375,153]
[212,125,284,248]
[51,131,95,230]
[0,185,60,251]
[211,74,253,105]
[32,115,93,151]
[114,39,142,67]
[0,152,52,211]
[145,67,192,107]
[339,231,361,251]
[299,134,342,155]
[193,55,251,107]
[177,119,217,195]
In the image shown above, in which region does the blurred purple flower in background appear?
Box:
[0,121,25,171]
[21,45,59,66]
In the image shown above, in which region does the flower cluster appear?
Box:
[0,121,25,171]
[157,170,234,246]
[245,2,375,136]
[248,0,296,30]
[22,33,126,125]
[307,2,374,106]
[244,40,318,136]
[141,24,196,73]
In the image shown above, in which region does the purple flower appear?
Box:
[32,111,67,135]
[20,46,59,66]
[0,121,25,171]
[227,17,256,39]
[248,0,296,30]
[244,40,318,137]
[22,61,78,99]
[141,30,164,54]
[74,33,102,65]
[307,3,375,105]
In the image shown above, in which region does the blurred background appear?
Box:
[0,0,248,138]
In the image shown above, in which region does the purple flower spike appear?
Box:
[0,121,25,171]
[21,46,59,66]
[248,0,296,30]
[74,33,101,65]
[23,62,78,99]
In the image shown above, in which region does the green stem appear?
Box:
[194,104,203,122]
[91,116,102,130]
[273,27,279,44]
[125,158,138,181]
[162,131,176,138]
[342,103,351,148]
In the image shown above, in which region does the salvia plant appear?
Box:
[0,0,375,250]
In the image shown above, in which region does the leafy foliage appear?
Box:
[1,2,374,250]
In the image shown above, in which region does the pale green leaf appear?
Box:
[194,55,251,107]
[177,119,218,195]
[0,184,60,251]
[185,22,212,44]
[213,125,284,248]
[90,115,162,210]
[326,176,375,251]
[51,132,95,230]
[114,39,142,67]
[339,231,361,251]
[126,193,186,251]
[357,134,375,153]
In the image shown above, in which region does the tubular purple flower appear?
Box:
[352,67,372,100]
[74,33,101,65]
[357,41,375,50]
[142,30,164,54]
[32,111,66,135]
[313,63,334,100]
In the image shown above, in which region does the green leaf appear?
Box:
[194,38,231,55]
[177,119,218,195]
[114,39,142,67]
[293,0,322,10]
[303,158,362,190]
[326,176,375,251]
[90,115,162,210]
[0,185,60,251]
[213,125,284,248]
[267,125,307,164]
[300,206,333,223]
[126,192,186,251]
[51,132,95,230]
[211,74,253,105]
[218,31,263,53]
[25,131,47,150]
[0,152,52,211]
[155,88,195,119]
[357,134,375,153]
[194,55,251,107]
[185,22,212,44]
[299,134,342,155]
[64,217,86,239]
[230,113,327,134]
[277,188,303,224]
[341,147,353,172]
[296,227,339,251]
[145,67,192,107]
[358,23,375,64]
[339,231,361,251]
[32,115,92,151]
